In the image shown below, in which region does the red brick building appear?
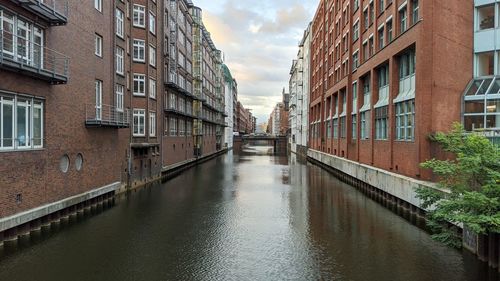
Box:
[309,0,472,180]
[0,0,228,243]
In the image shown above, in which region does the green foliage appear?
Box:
[416,123,500,248]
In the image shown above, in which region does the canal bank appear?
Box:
[307,148,500,272]
[0,147,494,280]
[0,149,229,248]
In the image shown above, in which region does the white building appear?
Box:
[222,64,236,148]
[289,23,311,155]
[463,2,500,141]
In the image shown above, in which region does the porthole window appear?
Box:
[75,153,84,171]
[60,155,70,173]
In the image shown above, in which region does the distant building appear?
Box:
[223,65,236,148]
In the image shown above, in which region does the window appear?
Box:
[133,109,146,136]
[149,78,156,98]
[333,118,339,139]
[352,81,358,113]
[116,9,124,38]
[412,0,419,24]
[149,12,156,34]
[94,0,102,12]
[363,41,368,61]
[133,39,145,62]
[353,51,359,70]
[387,19,393,42]
[395,100,415,141]
[0,95,43,150]
[477,4,495,30]
[360,111,370,139]
[476,52,494,76]
[399,49,416,79]
[149,112,156,137]
[378,27,385,49]
[369,36,374,57]
[352,114,357,139]
[133,5,146,27]
[116,84,124,112]
[133,74,146,96]
[326,120,332,139]
[116,46,124,75]
[463,77,500,132]
[399,6,407,33]
[353,21,359,41]
[95,80,102,120]
[95,34,102,57]
[340,117,346,138]
[375,106,388,140]
[186,121,192,136]
[179,119,185,136]
[363,8,369,30]
[149,45,156,67]
[169,117,177,136]
[369,2,374,25]
[354,0,359,11]
[379,0,385,14]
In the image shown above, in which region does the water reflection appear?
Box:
[0,147,496,281]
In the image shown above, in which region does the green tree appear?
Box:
[416,123,500,248]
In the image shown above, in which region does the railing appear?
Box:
[470,128,500,146]
[15,0,68,24]
[0,29,69,82]
[85,104,130,128]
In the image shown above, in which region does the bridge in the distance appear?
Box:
[233,135,288,154]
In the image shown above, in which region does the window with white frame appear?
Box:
[116,9,124,38]
[133,109,146,136]
[149,12,156,34]
[133,4,145,27]
[116,84,124,112]
[353,51,359,70]
[375,64,389,140]
[95,80,102,120]
[378,26,385,50]
[179,119,185,136]
[352,114,357,139]
[149,78,156,99]
[360,111,370,139]
[94,0,102,12]
[375,106,389,140]
[133,74,146,96]
[133,39,145,62]
[395,100,415,141]
[353,20,359,41]
[412,0,419,24]
[333,118,339,139]
[149,111,156,137]
[116,46,124,75]
[186,121,192,136]
[0,95,44,150]
[95,33,102,57]
[149,45,156,67]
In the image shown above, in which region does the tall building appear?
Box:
[0,0,229,243]
[222,64,237,148]
[308,0,472,180]
[289,23,311,155]
[463,1,500,143]
[0,1,130,230]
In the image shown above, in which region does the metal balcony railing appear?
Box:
[85,104,130,128]
[14,0,68,25]
[0,29,69,83]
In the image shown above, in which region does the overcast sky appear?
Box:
[194,0,317,125]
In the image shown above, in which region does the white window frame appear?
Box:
[95,80,103,120]
[116,84,124,112]
[149,12,156,35]
[133,109,146,137]
[95,33,102,57]
[94,0,102,12]
[133,74,146,96]
[116,46,124,75]
[116,8,124,38]
[149,78,156,99]
[149,111,156,137]
[149,45,156,67]
[133,39,145,62]
[133,4,146,28]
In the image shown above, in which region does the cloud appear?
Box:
[194,0,316,123]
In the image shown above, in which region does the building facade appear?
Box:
[462,1,500,144]
[0,0,230,242]
[308,0,472,180]
[289,23,312,155]
[222,64,236,148]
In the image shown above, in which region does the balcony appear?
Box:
[85,104,130,128]
[0,30,69,83]
[12,0,68,25]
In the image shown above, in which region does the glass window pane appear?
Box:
[486,99,500,113]
[464,115,485,131]
[477,78,493,95]
[2,102,13,147]
[477,52,494,76]
[17,103,26,147]
[486,115,500,128]
[478,5,495,30]
[33,106,42,146]
[465,100,485,114]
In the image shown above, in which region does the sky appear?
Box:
[193,0,318,125]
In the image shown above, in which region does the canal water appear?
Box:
[0,146,496,281]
